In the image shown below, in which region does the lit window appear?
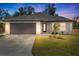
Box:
[43,23,47,32]
[60,23,66,31]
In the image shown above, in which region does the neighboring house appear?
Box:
[1,13,74,34]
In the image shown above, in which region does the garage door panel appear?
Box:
[10,23,36,34]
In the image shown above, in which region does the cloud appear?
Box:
[56,4,79,19]
[59,13,75,19]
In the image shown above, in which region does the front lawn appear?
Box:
[32,32,79,56]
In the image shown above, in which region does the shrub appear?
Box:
[49,35,52,38]
[0,23,5,33]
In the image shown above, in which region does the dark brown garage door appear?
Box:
[10,23,36,34]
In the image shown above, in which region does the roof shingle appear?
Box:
[2,13,74,22]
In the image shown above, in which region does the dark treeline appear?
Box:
[0,4,58,19]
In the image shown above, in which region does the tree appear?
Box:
[27,6,35,15]
[76,23,79,29]
[52,23,60,38]
[13,6,35,16]
[13,11,19,17]
[18,7,24,16]
[54,14,58,16]
[4,10,11,18]
[24,7,28,15]
[0,9,10,19]
[18,6,35,15]
[53,23,60,34]
[48,4,56,16]
[43,4,56,16]
[0,23,5,33]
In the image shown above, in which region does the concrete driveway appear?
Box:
[0,35,35,56]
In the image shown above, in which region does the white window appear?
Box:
[60,23,66,31]
[43,23,47,32]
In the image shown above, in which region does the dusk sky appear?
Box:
[0,3,79,19]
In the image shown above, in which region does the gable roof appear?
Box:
[2,13,74,22]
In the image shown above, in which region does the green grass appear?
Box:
[32,32,79,56]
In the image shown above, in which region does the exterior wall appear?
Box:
[59,22,73,33]
[38,21,71,34]
[4,21,73,34]
[5,21,38,34]
[70,22,73,32]
[47,22,52,33]
[36,22,42,34]
[51,22,73,34]
[4,21,42,35]
[5,22,10,34]
[41,22,52,34]
[66,22,73,33]
[60,23,66,32]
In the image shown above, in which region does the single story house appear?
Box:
[2,13,74,34]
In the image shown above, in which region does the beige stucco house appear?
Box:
[2,13,74,34]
